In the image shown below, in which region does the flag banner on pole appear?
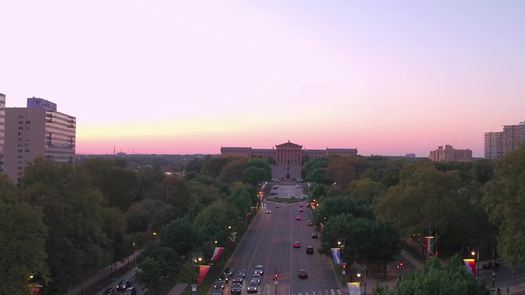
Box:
[425,236,435,256]
[463,258,477,277]
[331,248,342,265]
[197,265,211,285]
[210,247,224,262]
[347,282,360,295]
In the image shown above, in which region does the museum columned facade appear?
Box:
[220,141,358,167]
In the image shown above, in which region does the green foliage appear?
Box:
[20,159,109,292]
[346,178,386,205]
[483,146,525,268]
[179,261,198,284]
[326,156,356,190]
[193,200,239,245]
[160,217,197,256]
[80,159,139,210]
[302,158,331,184]
[219,159,247,183]
[164,176,194,217]
[313,196,372,225]
[227,184,253,216]
[0,175,49,295]
[374,257,489,295]
[242,166,270,186]
[202,157,231,177]
[137,256,162,287]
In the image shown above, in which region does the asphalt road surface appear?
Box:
[226,184,343,295]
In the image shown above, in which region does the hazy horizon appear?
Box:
[2,1,524,157]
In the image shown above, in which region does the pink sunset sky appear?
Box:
[1,1,524,156]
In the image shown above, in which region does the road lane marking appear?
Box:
[330,289,336,295]
[337,290,341,295]
[305,292,309,295]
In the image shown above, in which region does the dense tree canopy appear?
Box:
[483,146,525,268]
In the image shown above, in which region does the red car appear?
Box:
[296,216,302,221]
[299,208,304,212]
[293,241,301,248]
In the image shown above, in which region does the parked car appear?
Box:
[311,233,318,239]
[306,246,314,254]
[298,269,308,279]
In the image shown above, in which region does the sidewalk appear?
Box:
[166,283,188,295]
[66,250,142,295]
[400,249,424,268]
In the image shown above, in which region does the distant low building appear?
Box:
[405,153,416,158]
[429,145,472,162]
[221,140,358,166]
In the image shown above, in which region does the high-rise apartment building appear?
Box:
[4,97,75,182]
[484,132,503,159]
[485,122,525,159]
[429,145,472,162]
[0,93,5,172]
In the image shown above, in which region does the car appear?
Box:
[247,281,259,293]
[232,272,245,284]
[213,280,225,289]
[307,220,314,226]
[299,208,303,212]
[293,241,301,248]
[295,216,302,221]
[116,280,133,291]
[211,289,223,295]
[299,204,303,207]
[231,283,242,294]
[222,267,234,281]
[250,274,262,284]
[254,264,264,275]
[311,233,318,239]
[275,205,279,208]
[298,269,308,279]
[306,246,314,254]
[266,210,271,214]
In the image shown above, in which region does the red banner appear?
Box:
[197,265,211,285]
[210,247,225,262]
[463,258,477,277]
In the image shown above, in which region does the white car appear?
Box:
[254,265,264,275]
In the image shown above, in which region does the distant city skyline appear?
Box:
[1,1,524,156]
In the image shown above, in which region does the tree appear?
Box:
[242,166,270,186]
[219,159,247,183]
[137,257,162,287]
[347,178,386,205]
[20,159,109,292]
[0,175,49,295]
[374,257,489,295]
[193,201,239,245]
[326,156,356,190]
[178,261,198,284]
[483,146,525,268]
[80,159,139,210]
[164,176,193,217]
[375,164,462,238]
[160,217,197,257]
[313,196,372,225]
[227,184,253,216]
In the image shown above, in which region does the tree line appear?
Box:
[0,155,272,294]
[304,147,525,293]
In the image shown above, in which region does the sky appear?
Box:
[1,0,524,156]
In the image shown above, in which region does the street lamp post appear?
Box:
[471,248,480,278]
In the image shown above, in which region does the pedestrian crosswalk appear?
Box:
[292,289,342,295]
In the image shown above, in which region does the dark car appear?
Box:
[213,279,225,289]
[254,264,264,275]
[211,289,223,295]
[247,281,259,293]
[231,282,243,294]
[306,246,314,254]
[232,272,245,284]
[116,280,133,291]
[298,269,308,279]
[222,267,234,281]
[311,232,318,239]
